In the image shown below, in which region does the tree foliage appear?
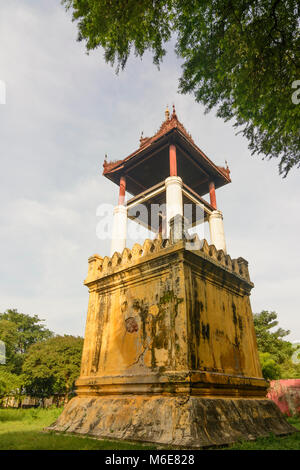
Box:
[0,309,53,374]
[0,370,24,403]
[259,352,281,380]
[0,310,83,400]
[279,359,300,379]
[22,335,83,398]
[254,310,300,379]
[62,0,300,176]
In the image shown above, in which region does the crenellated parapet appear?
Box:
[199,239,250,282]
[84,236,251,285]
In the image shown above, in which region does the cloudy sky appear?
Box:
[0,1,299,341]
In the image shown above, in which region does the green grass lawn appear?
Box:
[0,407,299,450]
[0,408,157,450]
[223,416,300,450]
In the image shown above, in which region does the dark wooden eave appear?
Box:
[103,115,231,198]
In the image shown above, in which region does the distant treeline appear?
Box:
[0,308,299,407]
[0,309,83,405]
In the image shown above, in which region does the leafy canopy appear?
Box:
[0,309,53,374]
[62,0,300,176]
[253,310,294,363]
[258,352,281,380]
[22,335,83,398]
[0,310,83,399]
[254,310,300,379]
[0,370,24,402]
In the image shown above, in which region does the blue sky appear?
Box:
[0,1,299,341]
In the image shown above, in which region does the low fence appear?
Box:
[1,395,69,408]
[267,379,300,416]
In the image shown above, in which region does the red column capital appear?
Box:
[169,144,177,177]
[118,176,126,205]
[209,181,217,210]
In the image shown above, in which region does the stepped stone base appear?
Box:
[48,395,297,448]
[49,241,298,447]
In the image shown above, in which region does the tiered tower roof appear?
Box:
[103,106,231,197]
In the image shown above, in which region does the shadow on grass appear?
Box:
[223,431,300,450]
[1,428,299,451]
[0,409,299,450]
[0,429,158,450]
[221,418,300,450]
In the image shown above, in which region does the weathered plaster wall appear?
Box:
[268,379,300,416]
[83,255,187,378]
[185,255,261,378]
[76,238,266,397]
[48,237,297,446]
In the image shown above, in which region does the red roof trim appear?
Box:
[103,108,231,183]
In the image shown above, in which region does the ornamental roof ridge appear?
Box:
[103,158,123,171]
[217,164,231,179]
[102,107,231,186]
[139,104,195,149]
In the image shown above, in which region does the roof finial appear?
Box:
[165,105,170,121]
[172,103,176,115]
[225,160,230,176]
[103,153,108,168]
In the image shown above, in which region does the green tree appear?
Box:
[279,359,300,379]
[22,335,83,398]
[62,0,300,176]
[0,369,25,405]
[0,309,53,374]
[259,352,281,380]
[0,320,20,373]
[254,310,294,363]
[254,310,300,379]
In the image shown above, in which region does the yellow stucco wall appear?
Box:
[76,239,267,398]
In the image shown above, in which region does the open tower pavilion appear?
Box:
[104,105,230,255]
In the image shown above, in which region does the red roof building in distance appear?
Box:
[104,106,231,256]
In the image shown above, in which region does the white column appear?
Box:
[110,205,127,256]
[165,176,183,237]
[208,210,227,253]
